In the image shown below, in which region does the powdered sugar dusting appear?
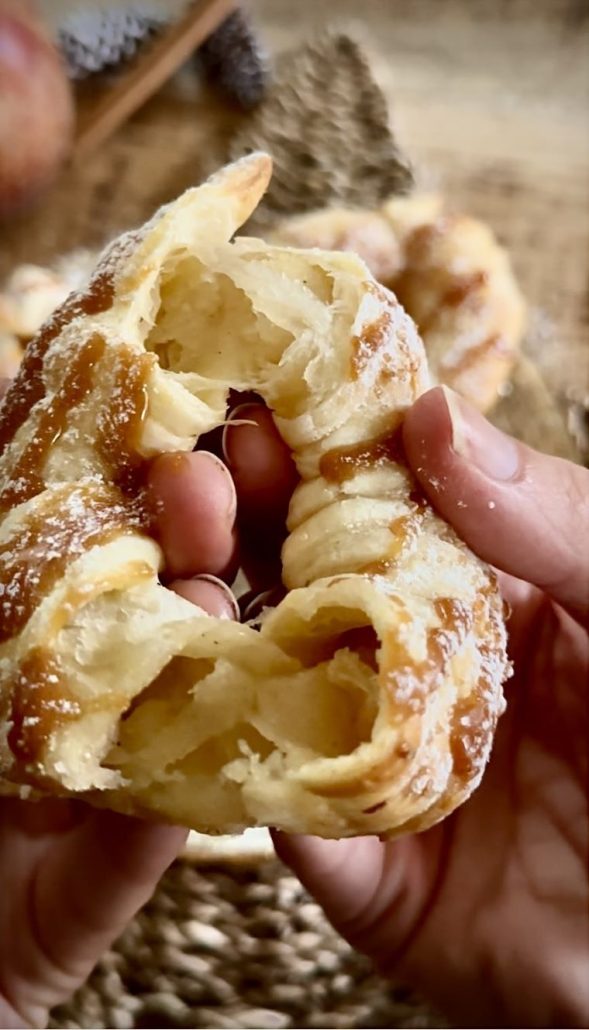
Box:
[0,481,147,644]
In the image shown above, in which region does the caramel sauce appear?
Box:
[320,423,405,484]
[404,222,444,264]
[362,511,424,575]
[308,599,473,800]
[442,270,487,308]
[396,741,413,758]
[399,269,488,337]
[0,270,115,458]
[0,334,106,514]
[6,648,81,765]
[78,269,116,317]
[449,691,489,782]
[0,482,148,645]
[383,598,472,718]
[96,347,156,495]
[449,637,498,783]
[445,334,509,380]
[350,309,393,380]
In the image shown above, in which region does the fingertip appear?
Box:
[271,829,363,878]
[148,450,237,579]
[149,450,236,521]
[403,385,454,457]
[223,403,298,525]
[170,575,239,621]
[404,387,589,621]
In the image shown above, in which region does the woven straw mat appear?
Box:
[49,859,441,1029]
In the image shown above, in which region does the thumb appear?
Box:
[403,386,589,625]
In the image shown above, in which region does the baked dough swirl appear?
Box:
[0,154,509,838]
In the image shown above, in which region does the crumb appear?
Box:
[425,474,444,491]
[488,500,496,509]
[457,499,467,508]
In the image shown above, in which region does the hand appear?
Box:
[273,387,588,1028]
[0,449,240,1028]
[219,389,589,1028]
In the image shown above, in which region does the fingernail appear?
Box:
[239,586,285,621]
[199,451,237,522]
[173,574,240,621]
[441,385,521,481]
[196,575,240,620]
[222,404,260,466]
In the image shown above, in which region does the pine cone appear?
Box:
[198,8,268,111]
[58,12,156,80]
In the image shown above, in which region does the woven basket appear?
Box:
[50,858,441,1029]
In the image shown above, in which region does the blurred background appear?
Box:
[1,0,588,456]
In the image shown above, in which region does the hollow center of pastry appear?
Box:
[144,254,335,420]
[107,607,380,822]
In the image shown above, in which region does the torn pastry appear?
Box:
[0,154,510,838]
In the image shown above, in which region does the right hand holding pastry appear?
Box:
[222,385,589,1028]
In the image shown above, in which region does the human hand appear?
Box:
[221,388,589,1027]
[272,386,589,1028]
[0,447,240,1029]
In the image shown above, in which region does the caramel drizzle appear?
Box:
[320,424,406,484]
[420,269,487,334]
[384,598,473,718]
[0,270,115,458]
[5,649,81,765]
[0,338,155,644]
[361,510,425,575]
[404,222,445,264]
[0,261,160,768]
[0,334,107,514]
[441,270,488,308]
[96,347,156,495]
[444,333,511,381]
[0,338,155,514]
[308,598,474,799]
[5,561,153,767]
[449,685,493,783]
[320,426,427,574]
[449,595,502,782]
[0,482,148,645]
[350,307,394,380]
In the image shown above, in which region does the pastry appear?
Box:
[0,154,510,838]
[0,255,96,378]
[272,193,526,413]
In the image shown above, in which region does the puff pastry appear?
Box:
[0,256,96,379]
[272,194,526,413]
[0,154,510,838]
